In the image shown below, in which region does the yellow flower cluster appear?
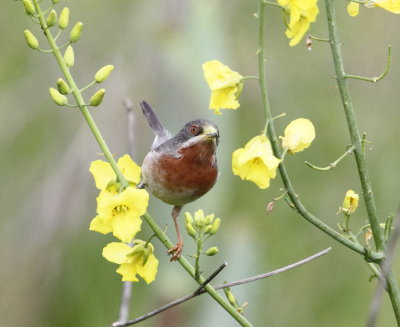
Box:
[232,119,315,189]
[89,154,158,283]
[277,0,319,46]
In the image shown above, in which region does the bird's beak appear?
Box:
[203,125,219,145]
[203,125,219,139]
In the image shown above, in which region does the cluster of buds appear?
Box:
[184,209,221,256]
[22,0,114,109]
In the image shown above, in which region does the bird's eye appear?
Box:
[190,125,199,135]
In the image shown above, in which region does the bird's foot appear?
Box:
[167,241,183,261]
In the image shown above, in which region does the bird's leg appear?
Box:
[167,205,183,261]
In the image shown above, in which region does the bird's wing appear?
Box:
[140,101,171,149]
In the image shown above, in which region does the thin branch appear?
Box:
[111,248,331,327]
[116,282,133,324]
[305,146,354,171]
[124,98,136,159]
[112,263,228,327]
[345,45,392,83]
[367,210,400,327]
[213,247,331,289]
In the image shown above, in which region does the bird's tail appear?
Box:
[140,101,170,148]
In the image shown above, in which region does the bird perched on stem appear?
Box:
[139,101,219,261]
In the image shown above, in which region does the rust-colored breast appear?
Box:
[152,141,217,206]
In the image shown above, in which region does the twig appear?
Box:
[366,210,400,327]
[213,247,331,290]
[116,282,133,324]
[112,262,228,327]
[111,248,331,326]
[124,98,136,159]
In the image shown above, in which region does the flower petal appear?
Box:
[117,263,140,282]
[89,215,113,235]
[112,212,142,243]
[137,254,159,284]
[102,242,132,264]
[117,154,142,185]
[90,160,115,190]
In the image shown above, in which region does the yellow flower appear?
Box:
[347,2,360,16]
[90,154,141,190]
[89,186,149,242]
[102,241,159,283]
[280,118,315,153]
[277,0,319,46]
[202,60,243,115]
[341,189,359,215]
[232,134,281,189]
[369,0,400,13]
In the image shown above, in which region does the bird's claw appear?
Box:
[167,241,183,261]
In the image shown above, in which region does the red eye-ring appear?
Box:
[190,125,199,135]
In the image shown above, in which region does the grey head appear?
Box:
[154,119,220,158]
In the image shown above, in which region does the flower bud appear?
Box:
[52,0,60,4]
[224,288,237,306]
[64,45,74,68]
[341,189,359,215]
[24,29,39,50]
[184,212,194,225]
[23,0,35,16]
[57,78,70,95]
[95,65,115,83]
[204,225,213,234]
[142,243,154,265]
[185,222,197,238]
[205,246,219,256]
[58,7,69,29]
[209,217,221,235]
[46,9,57,28]
[89,89,105,106]
[205,213,214,225]
[49,87,67,106]
[70,22,83,43]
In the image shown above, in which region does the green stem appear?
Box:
[256,0,383,262]
[32,0,127,187]
[30,3,254,325]
[194,235,202,280]
[324,0,400,322]
[305,145,354,171]
[143,213,253,327]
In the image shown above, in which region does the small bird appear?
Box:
[139,101,219,261]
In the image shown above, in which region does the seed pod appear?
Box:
[24,29,39,50]
[46,9,57,27]
[64,45,74,68]
[49,87,67,106]
[205,246,219,256]
[56,78,70,95]
[95,65,115,83]
[58,7,69,29]
[89,89,106,106]
[70,22,83,43]
[23,0,35,16]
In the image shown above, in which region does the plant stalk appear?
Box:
[324,0,400,322]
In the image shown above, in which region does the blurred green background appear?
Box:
[2,0,400,326]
